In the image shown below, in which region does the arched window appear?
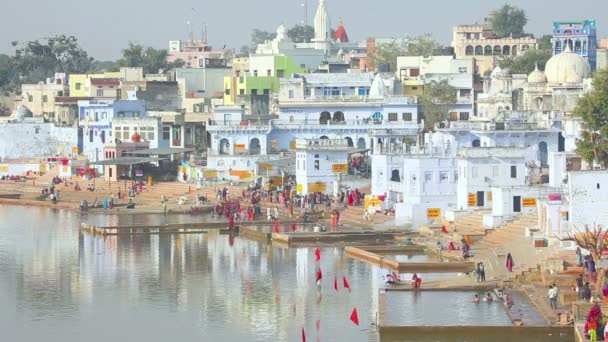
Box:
[249,138,261,155]
[391,170,401,182]
[512,45,518,56]
[357,138,366,149]
[475,46,483,55]
[493,45,501,55]
[319,111,331,124]
[472,139,481,147]
[502,45,510,55]
[219,138,230,155]
[345,137,353,147]
[538,141,548,167]
[332,111,345,123]
[465,46,474,56]
[484,46,492,55]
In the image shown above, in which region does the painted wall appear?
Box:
[568,171,608,230]
[295,148,348,195]
[0,123,78,159]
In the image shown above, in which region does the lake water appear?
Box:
[0,205,384,342]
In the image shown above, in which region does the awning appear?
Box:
[125,147,195,155]
[90,157,165,166]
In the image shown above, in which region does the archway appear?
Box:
[484,46,492,55]
[219,138,230,155]
[320,136,329,140]
[502,45,510,55]
[250,138,261,155]
[391,169,401,182]
[345,137,353,147]
[575,40,582,53]
[538,141,548,167]
[357,137,366,149]
[512,45,518,55]
[319,111,331,124]
[522,45,530,52]
[472,139,481,147]
[475,46,483,55]
[493,45,501,55]
[332,111,345,123]
[465,46,474,56]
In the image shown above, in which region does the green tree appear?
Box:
[116,42,184,74]
[11,35,94,86]
[489,5,528,38]
[0,54,14,91]
[419,79,457,131]
[407,34,441,57]
[369,35,442,72]
[574,69,608,168]
[498,49,552,74]
[251,29,277,46]
[538,34,553,51]
[288,25,314,43]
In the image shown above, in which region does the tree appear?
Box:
[288,25,314,43]
[419,79,457,131]
[538,34,553,51]
[115,42,184,74]
[574,68,608,168]
[368,34,442,72]
[11,35,94,86]
[0,54,14,91]
[489,5,528,38]
[251,29,276,46]
[498,49,552,74]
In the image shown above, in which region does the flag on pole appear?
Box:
[301,326,306,342]
[316,268,323,282]
[343,276,351,292]
[314,248,320,261]
[334,276,339,291]
[350,308,359,326]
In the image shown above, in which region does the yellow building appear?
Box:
[69,72,121,97]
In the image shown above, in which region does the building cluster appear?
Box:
[0,1,607,242]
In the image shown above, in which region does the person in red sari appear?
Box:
[506,253,514,272]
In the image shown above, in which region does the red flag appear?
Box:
[315,319,320,331]
[301,326,306,342]
[316,268,323,282]
[343,276,351,292]
[350,307,359,326]
[274,220,280,233]
[334,276,339,291]
[314,248,320,261]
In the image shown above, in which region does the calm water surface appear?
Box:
[0,205,384,342]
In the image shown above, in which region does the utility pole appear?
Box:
[301,0,308,26]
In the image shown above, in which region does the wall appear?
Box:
[0,123,78,159]
[21,83,65,117]
[568,170,608,230]
[296,149,348,195]
[144,82,182,111]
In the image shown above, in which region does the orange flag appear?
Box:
[343,276,351,292]
[350,307,359,326]
[301,326,306,342]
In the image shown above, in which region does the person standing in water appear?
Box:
[473,294,480,304]
[506,253,514,273]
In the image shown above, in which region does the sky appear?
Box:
[0,0,605,61]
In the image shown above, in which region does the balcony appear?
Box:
[279,95,418,106]
[272,119,421,130]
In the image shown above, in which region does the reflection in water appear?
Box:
[0,206,381,342]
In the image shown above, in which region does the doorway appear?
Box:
[477,191,485,207]
[513,196,521,213]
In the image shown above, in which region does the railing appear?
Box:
[273,120,420,129]
[280,95,418,105]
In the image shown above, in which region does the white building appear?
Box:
[112,117,169,150]
[567,170,608,231]
[295,138,349,195]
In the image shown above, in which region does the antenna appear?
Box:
[301,0,308,26]
[187,20,193,42]
[202,22,208,44]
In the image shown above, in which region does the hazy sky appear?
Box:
[0,0,605,60]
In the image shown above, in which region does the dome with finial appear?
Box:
[490,65,509,78]
[131,132,141,142]
[527,63,547,84]
[276,24,288,40]
[544,45,591,84]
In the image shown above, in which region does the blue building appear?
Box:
[78,100,146,163]
[552,20,597,71]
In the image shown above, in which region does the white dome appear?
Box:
[527,64,546,84]
[276,25,288,40]
[369,74,386,99]
[545,47,591,84]
[490,66,509,78]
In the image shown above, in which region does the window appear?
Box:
[493,166,499,177]
[28,95,33,102]
[35,128,40,134]
[409,68,420,77]
[239,76,244,83]
[440,172,448,182]
[263,89,270,95]
[75,83,81,90]
[89,130,94,143]
[96,89,104,97]
[147,127,155,140]
[510,166,517,178]
[101,112,107,120]
[597,183,601,190]
[472,167,478,178]
[402,112,412,121]
[277,70,285,78]
[458,67,468,73]
[225,88,231,95]
[253,70,258,77]
[116,89,121,98]
[454,170,458,182]
[267,70,271,76]
[314,160,320,170]
[114,127,122,139]
[162,127,170,140]
[450,112,458,121]
[460,89,471,97]
[288,90,294,98]
[101,130,106,144]
[411,86,418,90]
[42,95,48,103]
[251,89,258,95]
[459,112,469,121]
[388,112,398,121]
[239,89,245,95]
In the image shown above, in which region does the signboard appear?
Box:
[203,170,218,178]
[290,141,296,150]
[135,169,143,177]
[39,164,47,172]
[487,192,493,201]
[0,165,8,172]
[235,144,246,150]
[308,182,327,193]
[297,184,303,193]
[468,193,477,207]
[332,164,348,173]
[523,198,537,207]
[259,164,273,171]
[427,208,441,218]
[72,146,79,154]
[548,194,562,202]
[364,196,382,209]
